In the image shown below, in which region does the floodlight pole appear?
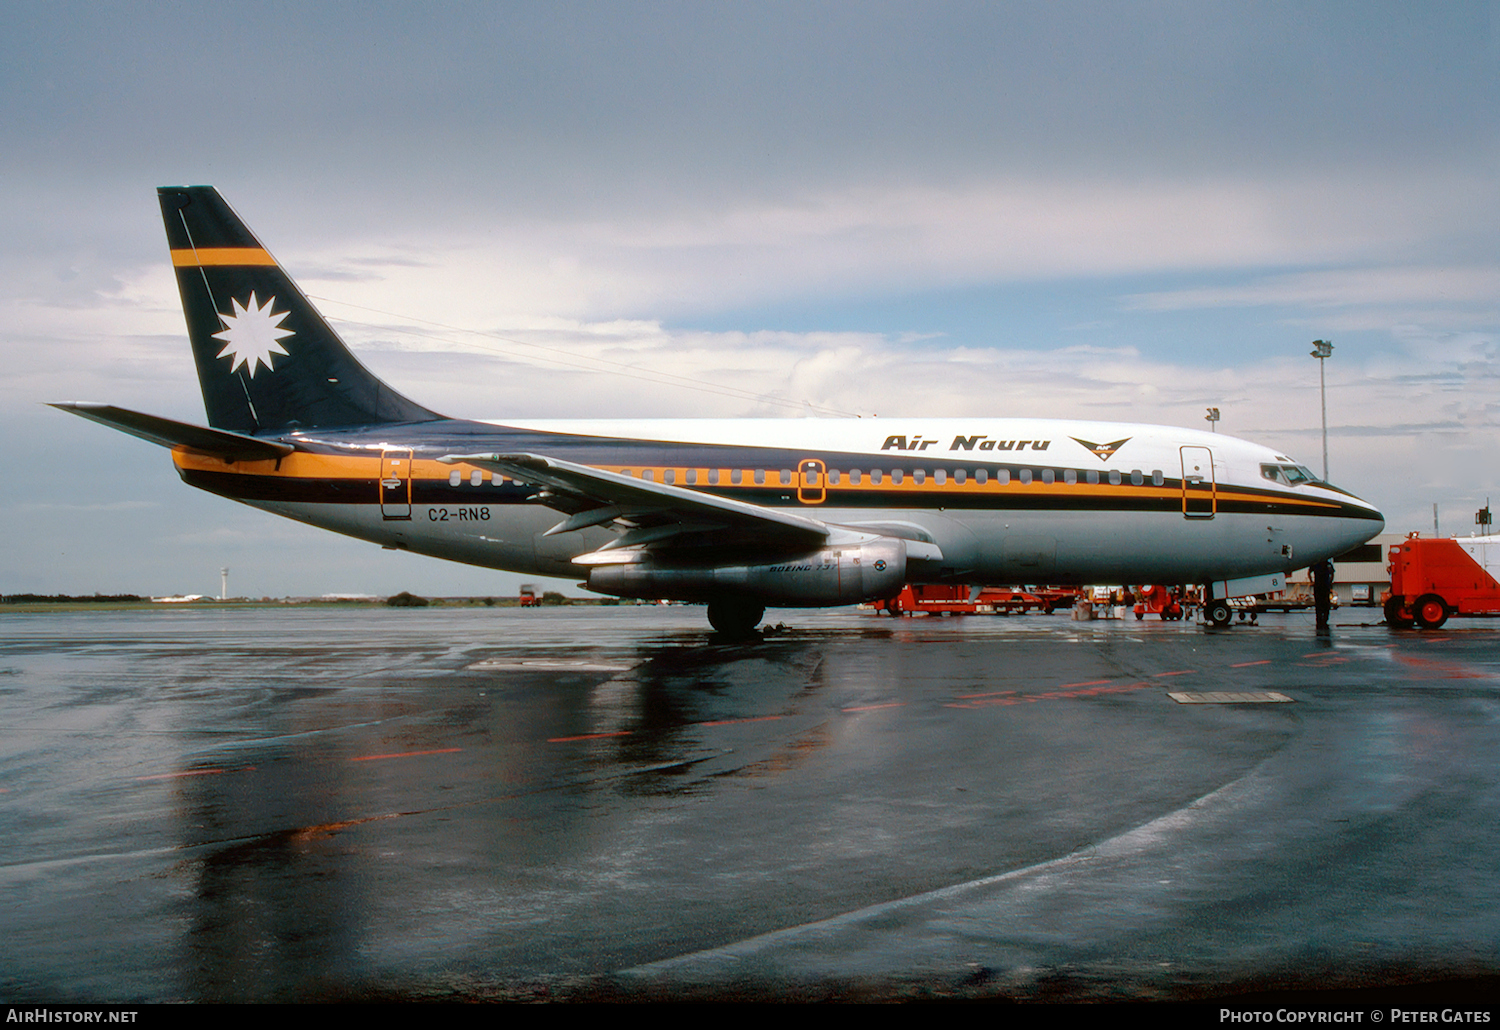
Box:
[1310,340,1333,480]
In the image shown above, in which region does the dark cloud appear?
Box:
[3,1,1494,214]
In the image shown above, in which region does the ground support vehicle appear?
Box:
[1383,533,1500,629]
[870,584,1055,616]
[1132,584,1187,621]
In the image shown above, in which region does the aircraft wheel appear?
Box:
[1384,596,1414,629]
[1413,593,1450,630]
[1205,600,1233,628]
[707,599,765,636]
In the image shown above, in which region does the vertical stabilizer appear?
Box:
[158,186,440,433]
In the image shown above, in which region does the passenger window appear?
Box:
[975,469,988,485]
[1152,469,1163,486]
[1063,469,1077,485]
[891,469,903,484]
[1087,470,1099,485]
[730,468,742,484]
[1108,470,1122,485]
[642,469,654,482]
[934,469,946,485]
[470,470,483,487]
[913,469,926,484]
[1130,470,1143,485]
[684,469,696,484]
[871,469,883,484]
[664,469,676,484]
[828,470,841,485]
[953,469,965,484]
[754,469,765,485]
[1041,469,1055,485]
[994,469,1009,485]
[850,469,862,484]
[780,469,792,485]
[1018,469,1033,485]
[492,471,505,484]
[449,470,462,487]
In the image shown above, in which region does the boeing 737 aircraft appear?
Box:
[55,187,1384,632]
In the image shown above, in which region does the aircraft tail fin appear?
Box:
[158,186,440,433]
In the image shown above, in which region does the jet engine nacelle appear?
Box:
[586,537,909,606]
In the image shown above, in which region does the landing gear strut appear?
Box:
[707,598,765,636]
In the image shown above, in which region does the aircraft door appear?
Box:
[798,458,826,504]
[1180,446,1215,519]
[380,449,413,520]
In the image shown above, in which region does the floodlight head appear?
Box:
[1310,339,1334,359]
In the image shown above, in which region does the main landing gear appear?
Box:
[707,598,765,636]
[1204,599,1233,628]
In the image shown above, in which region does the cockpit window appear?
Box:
[1261,463,1321,487]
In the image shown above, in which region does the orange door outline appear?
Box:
[380,449,413,520]
[1180,446,1216,519]
[798,458,827,504]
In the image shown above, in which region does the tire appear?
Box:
[1413,593,1450,630]
[1384,596,1414,629]
[1205,600,1232,628]
[707,598,765,636]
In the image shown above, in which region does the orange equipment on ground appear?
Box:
[1132,584,1186,621]
[1383,533,1500,629]
[872,584,1074,616]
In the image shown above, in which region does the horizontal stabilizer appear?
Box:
[50,403,294,461]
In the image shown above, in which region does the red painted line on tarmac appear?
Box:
[955,689,1020,699]
[1056,680,1114,689]
[136,768,226,781]
[350,747,463,762]
[1230,660,1273,668]
[1396,655,1484,679]
[843,702,907,712]
[1152,670,1195,678]
[700,715,787,727]
[1040,681,1150,698]
[949,682,1151,708]
[548,731,633,743]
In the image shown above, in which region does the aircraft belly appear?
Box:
[250,500,566,576]
[826,507,1369,585]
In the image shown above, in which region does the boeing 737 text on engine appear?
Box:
[54,187,1384,633]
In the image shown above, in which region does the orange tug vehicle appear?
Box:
[1384,533,1500,629]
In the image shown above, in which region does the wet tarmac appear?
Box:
[1,605,1498,1002]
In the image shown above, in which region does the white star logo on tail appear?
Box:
[213,292,295,377]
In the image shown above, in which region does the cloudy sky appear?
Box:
[2,1,1496,598]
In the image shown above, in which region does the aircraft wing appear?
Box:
[437,451,831,557]
[51,403,295,462]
